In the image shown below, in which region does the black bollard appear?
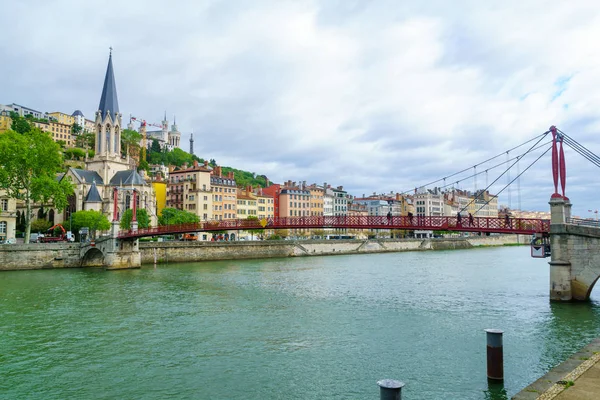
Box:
[485,329,504,381]
[377,379,405,400]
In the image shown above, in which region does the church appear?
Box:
[61,51,157,226]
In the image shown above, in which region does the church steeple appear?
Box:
[98,49,119,120]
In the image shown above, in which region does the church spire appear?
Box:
[98,49,119,120]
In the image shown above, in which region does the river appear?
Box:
[1,246,599,399]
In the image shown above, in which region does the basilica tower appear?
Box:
[168,115,181,149]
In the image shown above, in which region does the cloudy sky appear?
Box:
[2,0,600,215]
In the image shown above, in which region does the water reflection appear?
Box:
[484,381,508,400]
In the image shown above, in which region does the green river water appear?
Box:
[1,246,599,399]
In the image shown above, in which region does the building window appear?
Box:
[0,199,7,211]
[0,221,6,236]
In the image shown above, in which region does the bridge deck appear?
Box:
[118,216,550,239]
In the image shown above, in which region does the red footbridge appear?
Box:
[118,215,550,239]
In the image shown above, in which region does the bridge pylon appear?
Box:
[549,196,600,301]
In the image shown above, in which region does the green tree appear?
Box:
[0,129,74,244]
[158,207,199,226]
[56,140,67,149]
[121,128,141,158]
[71,123,83,135]
[245,215,263,239]
[31,218,52,233]
[120,208,150,230]
[9,111,33,134]
[75,132,95,149]
[70,210,111,239]
[150,139,162,154]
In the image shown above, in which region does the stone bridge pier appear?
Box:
[549,197,600,301]
[79,222,141,270]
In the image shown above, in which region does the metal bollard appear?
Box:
[485,329,504,381]
[377,379,405,400]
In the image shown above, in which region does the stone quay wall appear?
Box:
[0,235,528,271]
[0,243,82,271]
[139,235,528,265]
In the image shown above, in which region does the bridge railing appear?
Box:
[566,217,600,228]
[117,215,550,239]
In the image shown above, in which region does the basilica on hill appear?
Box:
[59,51,157,225]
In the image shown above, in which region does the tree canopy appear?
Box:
[158,207,199,226]
[0,129,74,243]
[70,210,110,239]
[120,208,150,230]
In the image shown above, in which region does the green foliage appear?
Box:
[147,141,203,167]
[121,128,141,157]
[221,166,268,188]
[10,112,33,134]
[245,215,263,237]
[53,225,64,236]
[150,139,161,154]
[56,140,67,149]
[0,128,74,243]
[87,149,95,158]
[71,210,110,238]
[120,208,150,230]
[265,234,282,240]
[137,159,149,173]
[31,218,52,232]
[71,123,83,135]
[158,207,199,226]
[64,148,86,160]
[75,132,95,149]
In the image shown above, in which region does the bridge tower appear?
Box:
[548,126,600,301]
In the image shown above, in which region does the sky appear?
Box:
[2,0,600,216]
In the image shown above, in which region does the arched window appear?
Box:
[48,209,55,225]
[105,125,110,155]
[37,208,45,220]
[125,194,131,210]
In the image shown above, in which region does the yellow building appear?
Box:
[152,179,167,216]
[0,113,11,133]
[307,183,324,216]
[210,166,237,220]
[255,188,274,220]
[31,120,74,147]
[236,187,258,218]
[0,190,17,242]
[48,112,75,126]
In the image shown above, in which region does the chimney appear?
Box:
[228,171,234,179]
[302,180,306,190]
[247,185,252,193]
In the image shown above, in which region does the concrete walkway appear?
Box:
[512,338,600,400]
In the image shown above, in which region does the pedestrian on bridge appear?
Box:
[457,213,462,226]
[387,211,392,225]
[469,213,474,226]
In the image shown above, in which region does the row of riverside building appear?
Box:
[0,51,500,243]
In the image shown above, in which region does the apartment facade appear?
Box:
[255,188,274,220]
[166,161,213,220]
[332,186,348,216]
[48,112,75,126]
[279,186,310,217]
[211,166,237,220]
[236,187,257,218]
[307,183,324,216]
[0,190,17,242]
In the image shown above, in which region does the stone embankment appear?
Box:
[0,235,529,271]
[139,235,528,264]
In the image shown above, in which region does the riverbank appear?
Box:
[139,235,530,265]
[512,337,600,400]
[0,235,529,271]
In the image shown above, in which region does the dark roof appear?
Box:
[109,170,146,186]
[71,168,104,185]
[85,181,103,202]
[72,110,84,117]
[98,54,119,120]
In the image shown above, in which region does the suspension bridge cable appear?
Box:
[432,141,552,191]
[400,132,549,195]
[458,131,551,214]
[474,145,552,215]
[558,130,600,168]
